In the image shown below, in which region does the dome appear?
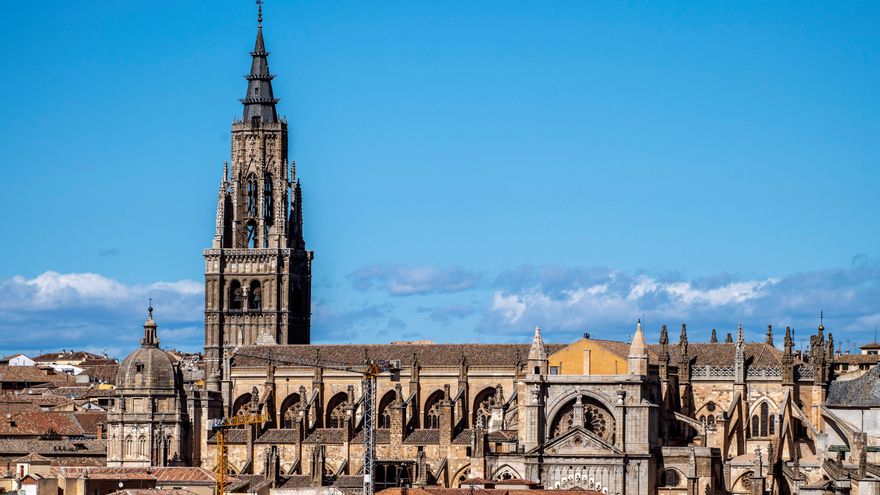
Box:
[116,306,178,390]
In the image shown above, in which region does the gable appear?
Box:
[539,427,622,456]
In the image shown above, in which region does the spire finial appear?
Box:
[148,298,153,319]
[257,0,263,28]
[819,309,824,330]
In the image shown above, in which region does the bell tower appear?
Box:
[204,4,313,388]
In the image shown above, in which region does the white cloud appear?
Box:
[350,264,483,296]
[0,271,204,358]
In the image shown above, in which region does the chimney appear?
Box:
[96,422,104,440]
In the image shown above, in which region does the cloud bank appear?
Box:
[1,258,877,358]
[0,271,203,358]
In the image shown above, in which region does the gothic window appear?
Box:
[231,393,253,429]
[706,402,716,412]
[229,281,243,311]
[249,281,262,311]
[138,436,146,456]
[423,391,444,429]
[326,393,349,429]
[549,396,614,442]
[246,174,258,217]
[280,393,301,429]
[751,415,760,437]
[769,414,775,435]
[125,436,133,456]
[707,415,716,429]
[377,391,396,429]
[761,402,769,436]
[263,174,273,221]
[246,221,258,249]
[263,223,269,248]
[472,387,497,428]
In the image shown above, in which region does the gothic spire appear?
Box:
[241,1,279,123]
[710,328,718,344]
[784,326,793,356]
[766,324,774,346]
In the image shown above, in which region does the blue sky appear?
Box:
[0,1,878,358]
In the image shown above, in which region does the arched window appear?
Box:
[125,436,133,456]
[231,393,253,429]
[246,221,258,249]
[246,174,258,217]
[707,415,716,429]
[751,415,760,437]
[549,396,615,442]
[249,281,262,310]
[659,469,681,487]
[279,393,302,429]
[472,387,497,428]
[424,391,444,429]
[760,402,769,437]
[138,436,146,456]
[263,174,273,221]
[326,393,349,429]
[377,391,396,429]
[769,414,775,435]
[229,280,243,311]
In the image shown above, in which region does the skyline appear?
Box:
[1,1,878,357]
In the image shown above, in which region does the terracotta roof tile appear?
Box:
[0,409,86,436]
[233,344,566,369]
[303,428,345,444]
[647,342,795,368]
[404,429,440,444]
[0,366,76,386]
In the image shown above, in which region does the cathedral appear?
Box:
[106,7,875,495]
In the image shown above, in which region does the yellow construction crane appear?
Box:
[211,409,270,495]
[227,348,401,495]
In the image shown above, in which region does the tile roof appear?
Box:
[352,429,389,444]
[152,467,222,484]
[255,429,298,443]
[834,354,880,365]
[303,428,345,444]
[73,412,106,434]
[0,438,105,456]
[233,343,567,368]
[0,366,76,386]
[403,429,440,445]
[56,467,226,483]
[109,490,196,495]
[647,342,796,368]
[0,409,86,436]
[827,365,880,407]
[32,352,104,363]
[80,364,120,384]
[280,476,311,488]
[13,453,52,464]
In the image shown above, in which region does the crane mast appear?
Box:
[225,348,400,495]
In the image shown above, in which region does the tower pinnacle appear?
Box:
[241,0,279,123]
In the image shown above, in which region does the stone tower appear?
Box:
[204,7,313,388]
